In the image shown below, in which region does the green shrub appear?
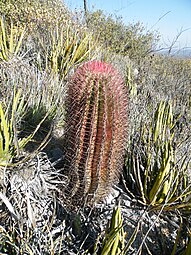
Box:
[0,0,69,30]
[86,10,160,61]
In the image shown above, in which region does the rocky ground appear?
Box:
[0,146,189,255]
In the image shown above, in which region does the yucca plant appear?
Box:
[62,60,128,204]
[40,24,94,78]
[93,205,141,255]
[124,100,191,209]
[0,103,15,166]
[99,205,126,255]
[0,17,25,61]
[0,89,26,165]
[0,89,51,166]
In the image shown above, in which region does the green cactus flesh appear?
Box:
[63,61,128,204]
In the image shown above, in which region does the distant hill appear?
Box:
[159,48,191,58]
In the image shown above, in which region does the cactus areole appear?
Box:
[63,61,128,204]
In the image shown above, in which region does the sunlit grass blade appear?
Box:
[124,221,140,253]
[0,103,11,155]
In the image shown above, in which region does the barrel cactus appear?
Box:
[63,60,128,204]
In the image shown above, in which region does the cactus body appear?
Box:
[63,61,128,203]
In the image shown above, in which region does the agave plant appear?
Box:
[62,60,128,204]
[0,89,51,166]
[124,100,191,210]
[40,24,94,78]
[100,205,126,255]
[0,89,26,166]
[0,17,25,61]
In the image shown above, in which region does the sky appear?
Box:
[64,0,191,50]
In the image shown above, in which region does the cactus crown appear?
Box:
[63,60,128,205]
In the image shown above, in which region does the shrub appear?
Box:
[0,0,69,30]
[86,10,160,61]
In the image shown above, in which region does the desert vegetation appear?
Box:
[0,0,191,254]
